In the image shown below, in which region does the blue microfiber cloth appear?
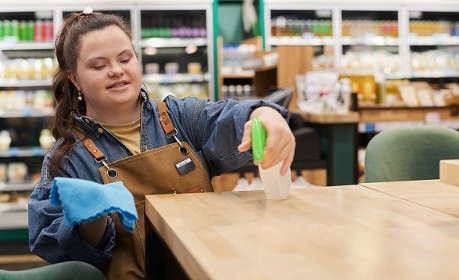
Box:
[50,177,138,231]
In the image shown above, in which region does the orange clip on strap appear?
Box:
[156,100,175,135]
[82,138,105,161]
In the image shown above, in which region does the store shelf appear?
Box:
[0,8,55,233]
[341,36,399,46]
[221,71,255,79]
[409,35,459,46]
[143,73,210,84]
[138,5,214,100]
[0,79,52,88]
[269,36,334,46]
[0,147,48,158]
[0,41,54,51]
[0,108,54,118]
[0,209,28,230]
[0,182,34,192]
[139,38,207,48]
[358,120,459,133]
[264,2,459,80]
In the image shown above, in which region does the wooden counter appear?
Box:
[290,110,360,124]
[145,181,459,280]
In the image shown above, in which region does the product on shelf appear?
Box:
[146,83,208,101]
[336,50,400,76]
[39,129,55,149]
[165,62,179,74]
[296,71,354,114]
[0,163,5,182]
[0,19,53,42]
[0,57,56,81]
[145,63,159,74]
[7,162,27,183]
[338,73,377,104]
[141,14,206,39]
[409,50,459,78]
[221,84,254,101]
[342,20,398,38]
[221,43,257,75]
[271,17,333,38]
[187,62,201,74]
[0,90,54,113]
[0,131,11,150]
[409,20,458,37]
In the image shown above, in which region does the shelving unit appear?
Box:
[0,7,55,232]
[263,0,459,79]
[58,3,215,101]
[405,8,459,78]
[138,4,214,101]
[217,36,261,100]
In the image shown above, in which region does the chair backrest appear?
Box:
[0,261,105,280]
[264,87,293,109]
[364,125,459,183]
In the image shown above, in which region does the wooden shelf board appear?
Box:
[292,110,360,124]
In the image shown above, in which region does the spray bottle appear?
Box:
[252,117,291,199]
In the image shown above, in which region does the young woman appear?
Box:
[28,12,295,279]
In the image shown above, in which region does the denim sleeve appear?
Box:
[28,154,115,267]
[165,96,289,177]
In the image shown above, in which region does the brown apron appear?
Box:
[76,101,213,279]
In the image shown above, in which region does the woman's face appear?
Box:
[68,25,142,124]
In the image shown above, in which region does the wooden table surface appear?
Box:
[145,181,459,280]
[360,179,459,218]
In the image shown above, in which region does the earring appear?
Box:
[77,91,83,101]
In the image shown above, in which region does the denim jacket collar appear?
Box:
[72,88,150,139]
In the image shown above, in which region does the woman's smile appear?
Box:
[107,81,130,90]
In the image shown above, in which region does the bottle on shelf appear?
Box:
[0,130,11,150]
[39,129,54,149]
[334,78,352,114]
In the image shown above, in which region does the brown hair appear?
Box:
[49,12,133,177]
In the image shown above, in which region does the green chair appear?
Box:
[0,261,105,280]
[364,125,459,183]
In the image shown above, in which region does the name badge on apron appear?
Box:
[175,157,195,175]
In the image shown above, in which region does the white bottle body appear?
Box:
[259,162,291,200]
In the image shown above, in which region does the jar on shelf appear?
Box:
[0,130,11,150]
[39,128,54,149]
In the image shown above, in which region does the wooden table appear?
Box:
[360,179,459,218]
[145,180,459,280]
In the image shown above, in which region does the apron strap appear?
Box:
[73,126,106,162]
[155,100,176,135]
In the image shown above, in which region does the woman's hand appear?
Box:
[238,107,295,175]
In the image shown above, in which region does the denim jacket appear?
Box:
[28,89,289,267]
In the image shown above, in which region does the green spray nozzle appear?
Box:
[251,117,267,162]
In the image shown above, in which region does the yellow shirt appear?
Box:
[101,118,141,155]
